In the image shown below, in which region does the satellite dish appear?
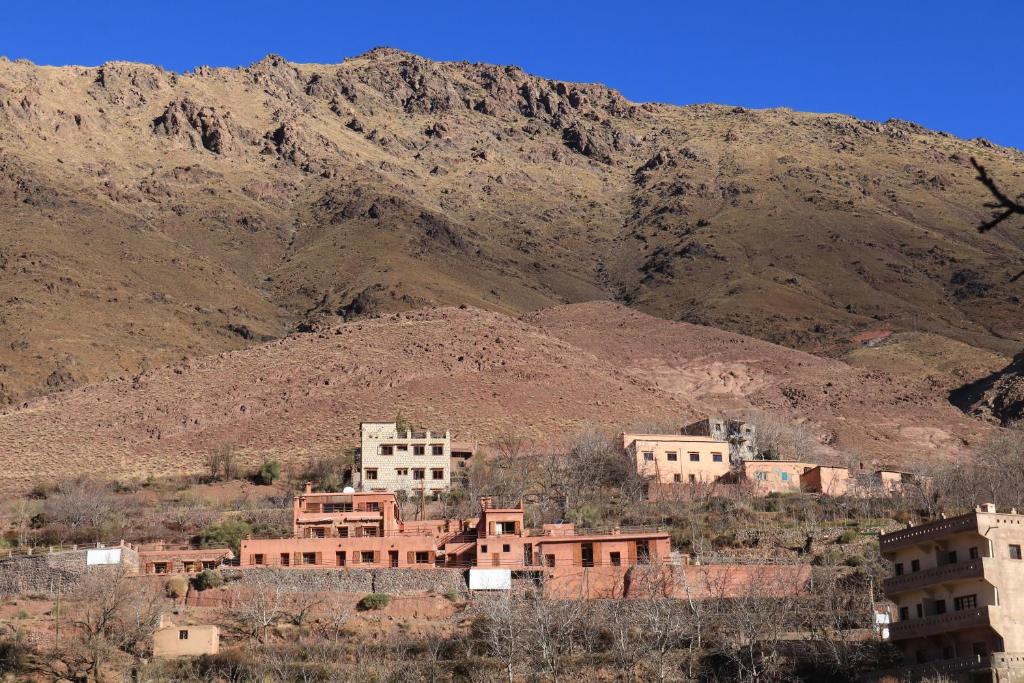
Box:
[342,486,355,494]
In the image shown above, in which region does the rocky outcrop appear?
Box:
[152,98,239,154]
[951,353,1024,426]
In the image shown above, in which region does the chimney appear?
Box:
[980,503,997,513]
[304,482,313,494]
[479,496,493,510]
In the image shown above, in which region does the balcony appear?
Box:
[883,559,985,594]
[889,605,995,641]
[880,514,978,552]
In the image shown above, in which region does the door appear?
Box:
[389,550,399,568]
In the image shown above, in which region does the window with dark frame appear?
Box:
[179,630,189,640]
[413,445,425,455]
[431,468,444,480]
[643,452,654,461]
[365,468,378,480]
[712,453,723,462]
[954,594,978,611]
[666,451,678,461]
[689,452,700,462]
[1010,544,1022,560]
[911,559,920,573]
[413,469,425,480]
[432,445,444,455]
[969,546,979,559]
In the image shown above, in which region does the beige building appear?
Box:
[152,616,220,658]
[357,421,451,496]
[878,504,1024,681]
[623,433,730,485]
[741,460,815,494]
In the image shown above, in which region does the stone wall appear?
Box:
[0,545,139,595]
[221,567,467,595]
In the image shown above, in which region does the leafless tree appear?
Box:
[232,570,289,642]
[471,590,525,683]
[61,564,162,681]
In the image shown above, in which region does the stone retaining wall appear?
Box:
[0,545,139,595]
[220,567,468,595]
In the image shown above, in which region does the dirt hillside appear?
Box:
[1,48,1023,405]
[0,303,993,492]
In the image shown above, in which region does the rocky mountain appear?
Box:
[1,47,1022,408]
[0,302,993,492]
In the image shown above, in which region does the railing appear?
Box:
[879,515,978,551]
[883,559,985,594]
[868,655,991,681]
[889,606,994,640]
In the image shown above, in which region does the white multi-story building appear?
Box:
[356,422,451,497]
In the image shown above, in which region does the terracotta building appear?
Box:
[357,421,452,496]
[799,465,851,495]
[878,504,1024,681]
[623,433,730,485]
[135,543,234,575]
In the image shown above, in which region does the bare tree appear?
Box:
[471,590,525,683]
[972,157,1024,234]
[61,564,162,681]
[232,570,289,642]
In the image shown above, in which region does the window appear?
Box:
[323,502,353,513]
[637,540,651,565]
[302,552,316,565]
[431,468,444,480]
[179,630,189,640]
[396,444,408,452]
[610,552,621,567]
[337,551,346,566]
[396,467,408,476]
[969,546,979,560]
[581,542,594,568]
[780,472,790,481]
[689,452,700,462]
[755,472,767,481]
[281,553,290,567]
[360,551,375,564]
[954,595,978,611]
[365,502,380,511]
[712,453,723,462]
[496,521,517,534]
[502,544,511,553]
[413,445,425,455]
[935,599,946,615]
[311,527,325,538]
[415,551,431,564]
[253,554,265,566]
[1010,544,1022,560]
[942,646,955,660]
[895,563,904,576]
[481,545,488,553]
[380,445,393,455]
[432,445,444,455]
[203,561,217,570]
[545,555,555,567]
[413,468,425,480]
[899,606,909,621]
[916,604,923,618]
[673,474,682,483]
[643,452,654,461]
[153,563,168,574]
[911,559,920,573]
[365,468,378,481]
[666,451,678,461]
[688,474,696,483]
[338,526,349,538]
[947,551,958,565]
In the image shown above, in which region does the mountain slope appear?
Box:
[1,49,1022,404]
[0,302,993,492]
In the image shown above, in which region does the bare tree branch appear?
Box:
[972,157,1024,233]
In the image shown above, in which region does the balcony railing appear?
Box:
[880,515,978,551]
[883,559,986,594]
[889,605,994,641]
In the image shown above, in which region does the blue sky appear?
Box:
[3,1,1021,149]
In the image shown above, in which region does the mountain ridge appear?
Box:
[1,48,1023,407]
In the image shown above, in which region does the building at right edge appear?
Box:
[877,504,1024,682]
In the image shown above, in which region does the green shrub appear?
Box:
[836,530,858,544]
[165,575,189,598]
[258,460,281,485]
[845,554,865,567]
[199,518,252,555]
[357,593,390,611]
[192,569,224,591]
